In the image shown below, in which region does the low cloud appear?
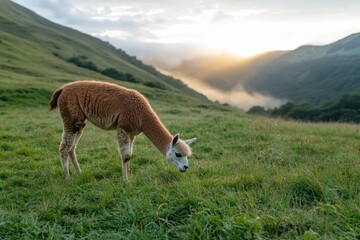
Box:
[158,69,286,110]
[199,85,287,110]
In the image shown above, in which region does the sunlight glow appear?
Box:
[11,0,360,59]
[149,17,360,57]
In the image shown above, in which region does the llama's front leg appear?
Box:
[59,131,77,180]
[117,128,132,181]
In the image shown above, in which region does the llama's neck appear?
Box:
[141,110,172,155]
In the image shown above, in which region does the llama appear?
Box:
[49,80,196,180]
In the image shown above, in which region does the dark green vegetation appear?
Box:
[1,1,360,239]
[248,93,360,123]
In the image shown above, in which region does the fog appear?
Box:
[158,69,286,111]
[103,37,284,110]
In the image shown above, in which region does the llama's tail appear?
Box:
[49,87,63,111]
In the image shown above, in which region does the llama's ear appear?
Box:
[184,138,197,145]
[171,134,179,148]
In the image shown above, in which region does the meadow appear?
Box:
[0,80,359,239]
[1,1,359,238]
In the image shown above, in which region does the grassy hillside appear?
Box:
[1,1,360,239]
[0,0,206,100]
[1,93,360,239]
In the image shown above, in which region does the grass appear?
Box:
[1,94,360,239]
[0,1,359,238]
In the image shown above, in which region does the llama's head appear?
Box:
[166,134,196,172]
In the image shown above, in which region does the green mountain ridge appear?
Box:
[164,32,360,106]
[168,32,360,105]
[0,0,206,102]
[274,32,360,64]
[245,33,360,104]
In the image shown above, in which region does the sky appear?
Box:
[12,0,360,65]
[11,0,360,109]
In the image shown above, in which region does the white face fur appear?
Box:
[166,134,196,172]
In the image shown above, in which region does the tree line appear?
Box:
[248,93,360,123]
[67,55,167,90]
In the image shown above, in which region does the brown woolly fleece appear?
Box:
[50,80,173,154]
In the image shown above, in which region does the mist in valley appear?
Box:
[157,67,286,111]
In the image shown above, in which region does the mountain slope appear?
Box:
[245,33,360,104]
[274,33,360,64]
[165,32,360,106]
[0,0,206,101]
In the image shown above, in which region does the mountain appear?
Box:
[163,32,360,106]
[274,33,360,64]
[0,0,206,103]
[244,33,360,104]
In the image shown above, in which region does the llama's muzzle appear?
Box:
[179,165,188,172]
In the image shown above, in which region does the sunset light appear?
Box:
[12,0,360,60]
[149,17,360,58]
[11,0,360,110]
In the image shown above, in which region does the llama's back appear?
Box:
[57,81,148,131]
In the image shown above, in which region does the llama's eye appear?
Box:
[175,152,182,158]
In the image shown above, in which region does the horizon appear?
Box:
[9,0,360,110]
[11,0,360,66]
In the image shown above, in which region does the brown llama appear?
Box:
[49,80,196,180]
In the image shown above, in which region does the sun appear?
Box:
[151,19,295,58]
[199,21,290,57]
[190,20,289,58]
[205,37,276,57]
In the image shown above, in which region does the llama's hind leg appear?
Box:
[127,135,135,174]
[117,128,132,181]
[68,121,86,174]
[59,131,77,180]
[69,125,85,174]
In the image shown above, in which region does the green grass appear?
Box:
[0,1,359,238]
[1,93,360,239]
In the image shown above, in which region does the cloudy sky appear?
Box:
[11,0,360,109]
[12,0,360,65]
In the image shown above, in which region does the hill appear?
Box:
[164,33,360,106]
[244,33,360,104]
[0,0,206,103]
